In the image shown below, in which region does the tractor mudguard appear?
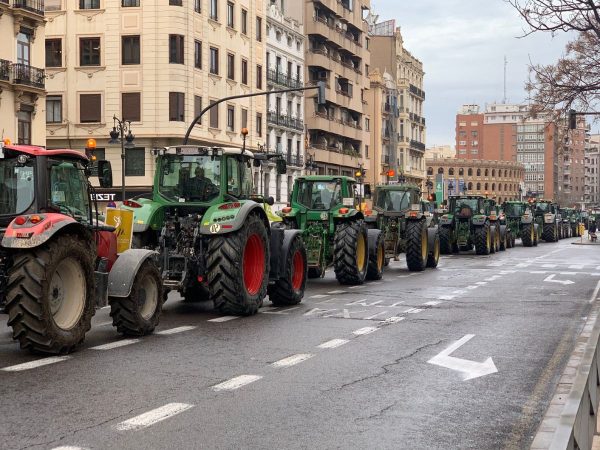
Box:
[439,214,454,226]
[544,213,555,224]
[471,215,487,226]
[269,226,303,280]
[334,209,364,221]
[2,213,87,249]
[108,249,158,298]
[123,198,164,233]
[199,201,269,235]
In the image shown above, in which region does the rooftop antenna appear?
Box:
[503,56,508,104]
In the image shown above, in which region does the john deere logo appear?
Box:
[210,223,221,234]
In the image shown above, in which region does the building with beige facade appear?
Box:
[304,0,371,176]
[426,158,525,203]
[426,145,455,161]
[370,21,426,187]
[0,0,46,146]
[45,0,266,200]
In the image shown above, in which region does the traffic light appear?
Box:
[355,167,366,179]
[317,81,327,105]
[85,138,97,161]
[427,193,437,202]
[568,109,577,130]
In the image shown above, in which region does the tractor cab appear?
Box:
[372,184,421,216]
[448,195,485,219]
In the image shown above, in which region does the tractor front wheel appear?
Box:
[474,224,491,255]
[542,223,557,243]
[439,226,452,255]
[267,235,307,306]
[333,220,369,285]
[405,220,428,271]
[366,230,385,280]
[426,231,440,268]
[5,235,95,354]
[521,224,534,247]
[208,214,269,315]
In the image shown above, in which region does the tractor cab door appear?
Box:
[48,160,92,224]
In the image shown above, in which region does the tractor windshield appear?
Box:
[49,161,91,222]
[504,203,526,217]
[0,157,35,216]
[450,198,479,216]
[375,190,410,212]
[159,155,221,202]
[296,180,342,210]
[536,202,550,213]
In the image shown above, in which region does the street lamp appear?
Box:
[108,115,135,204]
[448,181,454,197]
[518,185,523,201]
[305,153,318,174]
[425,177,433,193]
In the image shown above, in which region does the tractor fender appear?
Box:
[427,226,438,254]
[269,227,304,280]
[521,215,533,224]
[334,210,364,221]
[1,214,90,249]
[199,201,269,235]
[108,249,158,298]
[471,215,487,226]
[123,199,163,233]
[439,214,454,226]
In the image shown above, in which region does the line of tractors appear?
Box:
[0,137,585,356]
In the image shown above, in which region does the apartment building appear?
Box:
[455,105,484,159]
[45,0,266,200]
[585,135,600,206]
[426,145,455,161]
[0,0,46,145]
[304,0,371,176]
[370,22,426,187]
[559,117,586,205]
[265,0,304,209]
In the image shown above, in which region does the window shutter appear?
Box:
[122,93,141,122]
[80,94,101,123]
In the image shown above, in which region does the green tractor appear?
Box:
[124,145,308,315]
[364,184,440,272]
[569,209,583,237]
[438,195,494,255]
[502,200,538,247]
[483,198,513,251]
[280,176,384,284]
[536,200,561,243]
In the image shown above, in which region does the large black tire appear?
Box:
[405,220,428,272]
[5,235,95,354]
[109,259,162,336]
[521,223,534,247]
[366,230,385,281]
[505,231,512,249]
[439,226,452,255]
[307,267,324,279]
[426,231,440,268]
[542,223,557,243]
[207,214,269,315]
[333,220,368,285]
[499,227,507,251]
[182,282,210,303]
[474,224,491,255]
[267,235,307,306]
[489,226,497,254]
[533,225,539,246]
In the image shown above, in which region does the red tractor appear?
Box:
[0,142,163,354]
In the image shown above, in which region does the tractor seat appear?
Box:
[458,206,472,217]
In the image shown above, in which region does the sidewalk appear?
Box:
[571,232,600,245]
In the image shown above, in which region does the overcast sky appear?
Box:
[370,0,574,147]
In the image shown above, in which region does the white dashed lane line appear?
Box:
[317,339,349,349]
[403,308,424,314]
[424,301,442,306]
[353,326,378,336]
[212,375,263,391]
[1,356,70,372]
[115,403,194,431]
[309,294,330,299]
[90,339,139,351]
[327,290,347,294]
[271,354,314,368]
[156,326,197,335]
[51,446,89,450]
[207,316,239,323]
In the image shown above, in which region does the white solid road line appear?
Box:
[51,446,89,450]
[317,339,349,349]
[156,326,197,335]
[2,356,70,372]
[327,290,347,294]
[424,301,442,306]
[309,294,330,299]
[271,353,314,368]
[212,375,263,391]
[90,339,140,351]
[353,326,378,336]
[590,279,600,304]
[403,308,424,314]
[207,316,239,323]
[116,403,194,431]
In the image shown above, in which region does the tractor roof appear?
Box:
[375,183,420,192]
[297,175,356,182]
[449,195,484,200]
[3,144,88,161]
[161,145,255,158]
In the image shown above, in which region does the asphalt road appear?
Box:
[1,237,599,450]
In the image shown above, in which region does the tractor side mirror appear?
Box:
[276,158,287,175]
[266,196,275,206]
[97,160,113,188]
[363,184,372,199]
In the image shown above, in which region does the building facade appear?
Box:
[370,22,426,187]
[304,0,371,176]
[426,144,455,161]
[425,158,525,203]
[265,0,304,209]
[45,0,266,200]
[455,105,484,159]
[0,1,46,146]
[585,134,600,206]
[559,118,586,206]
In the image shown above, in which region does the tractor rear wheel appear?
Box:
[110,259,162,336]
[208,214,269,315]
[474,224,491,255]
[439,226,452,255]
[333,220,368,285]
[405,220,428,271]
[5,235,95,354]
[542,223,557,242]
[267,235,307,306]
[366,230,385,280]
[500,229,507,251]
[521,224,534,247]
[426,231,440,268]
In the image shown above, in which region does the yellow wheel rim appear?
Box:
[377,242,384,270]
[421,228,427,261]
[531,226,534,241]
[434,238,440,261]
[486,229,491,250]
[356,234,366,270]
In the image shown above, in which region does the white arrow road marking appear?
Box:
[212,375,263,391]
[427,334,498,381]
[544,274,575,285]
[116,403,194,431]
[2,356,70,372]
[271,354,314,368]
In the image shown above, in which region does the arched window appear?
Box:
[449,168,455,176]
[505,183,508,191]
[498,184,502,192]
[504,169,508,177]
[468,182,473,190]
[459,168,464,176]
[477,182,481,190]
[485,183,489,191]
[485,169,489,176]
[492,169,496,177]
[427,167,433,175]
[498,197,503,203]
[492,183,496,191]
[477,168,481,176]
[438,167,444,174]
[468,168,473,176]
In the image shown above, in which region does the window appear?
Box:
[79,37,101,66]
[365,118,370,132]
[210,47,219,74]
[241,108,248,129]
[210,100,219,128]
[125,148,145,176]
[256,64,262,89]
[122,92,141,122]
[241,59,248,85]
[226,53,235,80]
[256,17,262,41]
[227,105,235,131]
[45,39,62,68]
[122,0,139,5]
[227,2,234,27]
[46,95,62,123]
[79,0,99,8]
[194,95,202,125]
[256,113,262,137]
[241,9,248,34]
[276,174,281,202]
[80,94,102,123]
[122,35,140,65]
[194,0,201,12]
[210,0,218,20]
[365,145,369,158]
[169,92,185,122]
[169,35,184,64]
[169,0,182,5]
[194,40,202,69]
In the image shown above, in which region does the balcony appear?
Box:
[285,154,304,168]
[11,0,45,22]
[308,112,362,141]
[12,63,45,90]
[409,84,425,100]
[308,15,363,57]
[267,69,303,90]
[267,112,304,132]
[410,139,426,152]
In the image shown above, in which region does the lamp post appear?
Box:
[108,115,135,204]
[448,181,454,198]
[518,185,523,201]
[305,153,318,174]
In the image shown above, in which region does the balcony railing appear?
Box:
[409,84,426,99]
[285,154,304,167]
[12,0,44,16]
[267,69,303,90]
[0,60,10,82]
[410,139,426,152]
[12,63,45,89]
[267,112,304,132]
[312,15,362,48]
